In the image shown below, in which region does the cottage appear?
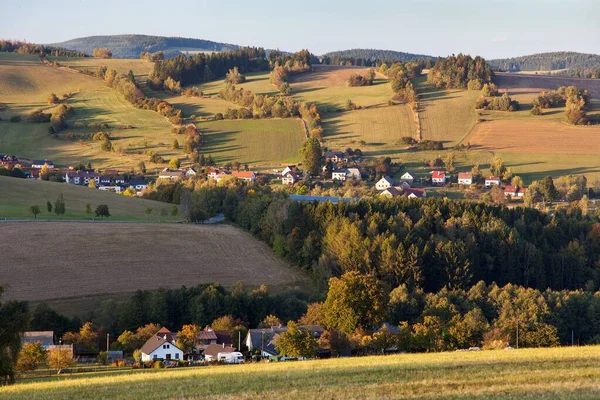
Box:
[158,168,186,181]
[203,343,237,361]
[324,151,348,163]
[232,171,256,182]
[140,327,183,362]
[404,188,427,199]
[65,170,99,185]
[458,172,473,185]
[31,160,54,169]
[400,172,415,185]
[504,185,527,199]
[346,168,361,180]
[431,170,446,185]
[380,187,403,198]
[207,168,224,180]
[129,178,148,191]
[281,166,296,177]
[332,169,347,181]
[282,171,298,185]
[186,168,197,178]
[375,176,394,191]
[485,176,502,188]
[22,331,54,349]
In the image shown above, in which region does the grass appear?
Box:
[0,220,308,304]
[46,56,155,81]
[197,71,279,97]
[414,76,481,145]
[197,118,306,168]
[322,105,416,157]
[0,53,178,170]
[4,346,600,399]
[0,175,176,221]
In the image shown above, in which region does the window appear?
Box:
[166,354,171,360]
[166,344,170,349]
[175,353,180,360]
[153,355,157,360]
[163,345,166,349]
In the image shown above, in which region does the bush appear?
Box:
[467,79,483,91]
[475,97,489,110]
[481,83,498,97]
[27,110,51,122]
[93,132,111,141]
[153,360,163,369]
[530,105,542,115]
[10,115,21,122]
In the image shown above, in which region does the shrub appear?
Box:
[467,79,483,90]
[28,110,51,122]
[530,105,542,115]
[10,115,21,122]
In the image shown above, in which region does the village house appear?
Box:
[129,178,148,191]
[31,159,55,169]
[431,170,446,185]
[324,151,349,163]
[346,168,361,180]
[203,343,237,361]
[140,327,183,362]
[207,167,224,180]
[282,170,299,185]
[245,326,324,358]
[98,185,123,193]
[380,187,427,199]
[232,171,256,182]
[485,176,502,188]
[400,172,415,185]
[404,188,427,199]
[458,172,473,185]
[379,187,403,198]
[65,170,100,185]
[332,169,347,181]
[504,185,527,199]
[375,176,394,191]
[158,168,186,181]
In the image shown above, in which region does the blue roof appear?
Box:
[289,195,359,204]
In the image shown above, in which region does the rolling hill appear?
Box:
[322,48,435,62]
[50,34,240,58]
[489,51,600,73]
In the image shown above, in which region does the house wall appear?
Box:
[141,343,183,362]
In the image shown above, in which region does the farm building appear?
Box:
[376,176,394,191]
[346,168,361,180]
[485,177,502,188]
[431,170,446,185]
[400,172,415,184]
[22,331,54,349]
[232,171,257,182]
[159,168,186,181]
[458,172,473,185]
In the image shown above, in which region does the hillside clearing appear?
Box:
[46,56,155,81]
[3,346,600,399]
[197,118,306,168]
[323,105,416,157]
[0,222,307,303]
[0,176,174,221]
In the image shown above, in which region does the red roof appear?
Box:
[432,170,446,179]
[486,176,501,181]
[458,172,472,179]
[504,185,517,193]
[232,171,256,179]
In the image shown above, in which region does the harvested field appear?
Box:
[468,120,600,154]
[0,222,308,302]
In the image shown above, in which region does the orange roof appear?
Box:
[232,171,256,178]
[432,170,445,179]
[486,176,501,181]
[458,172,472,179]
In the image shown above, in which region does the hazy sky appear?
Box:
[1,0,598,58]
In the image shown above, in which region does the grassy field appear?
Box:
[414,76,481,145]
[197,71,279,97]
[46,56,155,81]
[3,346,600,399]
[323,105,416,158]
[0,176,175,221]
[197,118,306,168]
[0,221,307,304]
[0,53,178,170]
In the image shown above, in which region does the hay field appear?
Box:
[323,105,416,157]
[414,76,481,145]
[197,118,306,168]
[494,72,600,98]
[46,56,155,81]
[0,175,176,221]
[0,53,177,170]
[197,71,279,97]
[4,346,600,399]
[0,222,307,303]
[156,93,234,118]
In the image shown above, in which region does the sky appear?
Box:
[0,0,598,59]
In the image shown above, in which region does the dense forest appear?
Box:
[145,182,600,294]
[51,34,239,58]
[321,49,434,66]
[489,51,600,76]
[0,40,87,57]
[148,47,269,89]
[427,54,494,89]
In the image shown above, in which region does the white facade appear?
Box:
[458,177,472,185]
[375,177,393,191]
[400,172,414,184]
[485,178,502,188]
[282,172,296,185]
[141,342,183,362]
[346,168,361,180]
[332,170,347,181]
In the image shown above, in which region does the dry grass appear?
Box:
[0,221,308,303]
[4,346,600,399]
[323,105,416,157]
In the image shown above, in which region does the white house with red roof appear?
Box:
[140,327,183,362]
[504,185,527,199]
[232,171,256,182]
[458,172,473,185]
[485,176,502,188]
[431,170,446,185]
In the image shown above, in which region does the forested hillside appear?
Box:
[51,34,239,58]
[489,51,600,76]
[321,48,434,66]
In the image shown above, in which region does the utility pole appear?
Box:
[516,318,519,350]
[238,331,241,352]
[572,330,574,346]
[106,333,109,352]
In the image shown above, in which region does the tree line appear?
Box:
[530,86,592,125]
[148,47,269,89]
[0,40,87,57]
[427,54,493,89]
[321,49,434,66]
[489,51,600,73]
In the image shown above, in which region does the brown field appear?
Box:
[494,73,600,98]
[468,120,600,154]
[0,222,308,303]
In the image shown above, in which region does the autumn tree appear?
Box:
[93,48,112,59]
[62,321,98,353]
[224,67,246,84]
[300,136,323,176]
[0,288,29,384]
[168,158,180,169]
[47,93,59,105]
[176,324,200,354]
[47,347,74,374]
[274,321,317,358]
[17,342,47,372]
[323,271,387,335]
[259,315,281,328]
